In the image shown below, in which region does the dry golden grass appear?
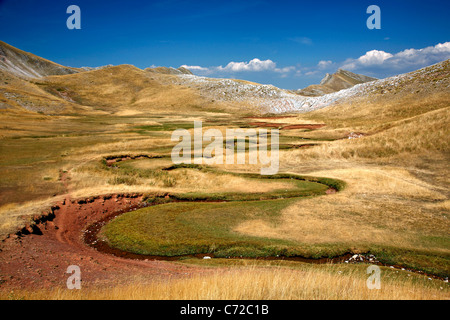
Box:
[70,137,172,156]
[126,157,174,169]
[288,107,449,161]
[234,166,447,251]
[305,89,450,130]
[66,164,296,200]
[164,169,295,193]
[0,196,65,236]
[0,71,97,115]
[425,200,450,211]
[41,65,236,115]
[2,265,448,300]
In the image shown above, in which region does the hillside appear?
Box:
[297,69,377,96]
[145,66,193,75]
[306,59,450,127]
[0,41,79,78]
[281,60,449,192]
[39,64,224,114]
[0,68,95,114]
[171,60,449,114]
[0,41,235,115]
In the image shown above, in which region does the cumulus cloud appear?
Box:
[217,58,277,72]
[180,42,450,85]
[317,60,333,69]
[274,66,296,73]
[181,58,297,76]
[180,65,209,71]
[300,60,333,76]
[341,42,450,73]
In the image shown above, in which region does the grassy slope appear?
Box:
[0,40,79,78]
[0,69,89,114]
[41,65,230,114]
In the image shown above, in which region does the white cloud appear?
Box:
[274,66,296,73]
[217,58,277,72]
[304,71,318,76]
[182,58,297,76]
[317,60,333,69]
[180,65,209,71]
[342,50,393,70]
[359,50,393,65]
[179,42,450,85]
[341,42,450,72]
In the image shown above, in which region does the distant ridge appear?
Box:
[0,40,448,116]
[0,40,79,78]
[0,40,195,79]
[145,66,193,75]
[297,69,377,96]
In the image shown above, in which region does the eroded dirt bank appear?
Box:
[0,193,206,290]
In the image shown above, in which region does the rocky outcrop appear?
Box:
[297,69,377,96]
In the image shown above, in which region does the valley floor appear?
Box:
[0,109,448,300]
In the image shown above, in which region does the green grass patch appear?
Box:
[101,169,343,258]
[102,198,346,258]
[133,122,196,132]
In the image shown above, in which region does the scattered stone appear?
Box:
[346,253,379,264]
[348,132,365,139]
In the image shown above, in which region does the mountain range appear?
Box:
[297,69,377,96]
[0,40,448,115]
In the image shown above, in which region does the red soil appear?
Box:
[280,124,326,130]
[247,121,287,127]
[0,190,207,291]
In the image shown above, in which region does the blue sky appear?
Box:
[0,0,449,89]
